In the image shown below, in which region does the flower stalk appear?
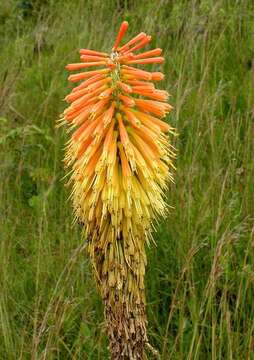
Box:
[58,21,176,360]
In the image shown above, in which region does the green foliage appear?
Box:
[0,0,254,358]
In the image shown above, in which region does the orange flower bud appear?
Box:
[112,21,129,51]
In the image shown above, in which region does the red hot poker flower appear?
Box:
[59,21,176,360]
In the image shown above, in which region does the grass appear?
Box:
[0,0,254,359]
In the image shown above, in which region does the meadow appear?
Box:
[0,0,254,359]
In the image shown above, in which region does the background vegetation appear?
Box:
[1,0,254,359]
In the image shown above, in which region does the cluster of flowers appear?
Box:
[59,21,176,359]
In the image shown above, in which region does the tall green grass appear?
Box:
[0,0,254,358]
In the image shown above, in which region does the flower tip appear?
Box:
[112,21,129,51]
[122,20,129,28]
[151,72,164,81]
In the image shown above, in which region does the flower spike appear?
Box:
[59,21,176,360]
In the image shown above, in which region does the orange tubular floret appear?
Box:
[99,88,114,99]
[117,114,129,147]
[125,36,152,54]
[93,119,105,139]
[126,57,164,65]
[65,87,89,102]
[86,136,104,163]
[68,85,107,106]
[73,106,93,125]
[150,100,171,112]
[122,65,153,77]
[66,62,107,71]
[73,115,102,141]
[103,120,115,153]
[79,49,109,57]
[87,77,112,91]
[126,80,155,89]
[76,94,99,108]
[132,110,171,133]
[90,98,110,117]
[131,132,157,162]
[119,94,135,107]
[113,21,129,51]
[118,32,146,53]
[132,48,162,59]
[80,55,110,62]
[117,81,132,93]
[64,101,93,118]
[121,66,152,80]
[131,142,155,172]
[70,92,99,109]
[77,136,94,159]
[102,102,115,127]
[151,72,164,81]
[135,127,160,154]
[122,107,141,128]
[85,147,102,176]
[67,61,106,70]
[132,85,154,93]
[72,120,92,142]
[68,69,109,82]
[135,99,169,117]
[65,107,86,122]
[72,74,106,92]
[131,131,159,158]
[66,63,86,71]
[139,120,161,136]
[121,70,151,81]
[118,143,131,177]
[107,134,117,165]
[119,53,135,62]
[132,89,169,102]
[66,84,107,103]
